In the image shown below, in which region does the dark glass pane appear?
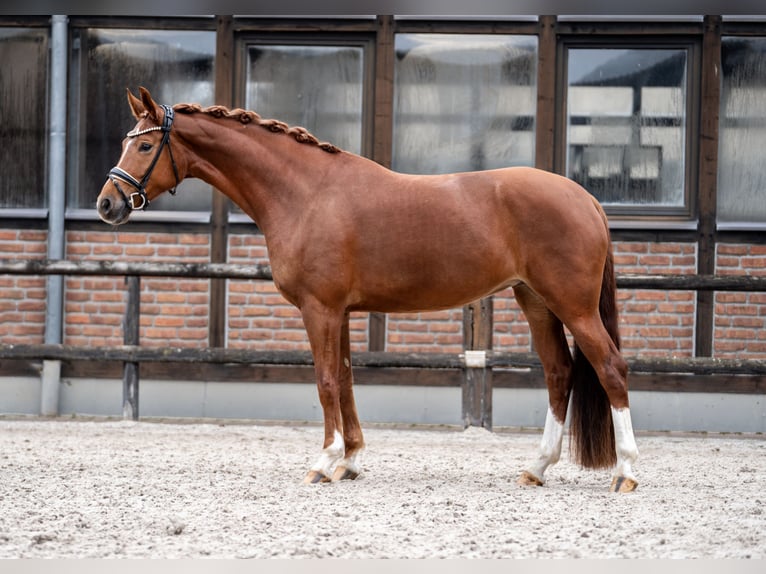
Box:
[69,28,215,212]
[718,37,766,225]
[245,44,364,154]
[0,28,48,209]
[393,34,537,175]
[566,48,687,207]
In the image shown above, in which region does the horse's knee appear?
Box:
[315,372,339,400]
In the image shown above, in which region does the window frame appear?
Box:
[0,19,51,219]
[64,17,218,223]
[390,31,540,176]
[555,34,702,226]
[716,25,766,231]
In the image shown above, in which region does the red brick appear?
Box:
[125,246,156,257]
[615,242,649,253]
[717,244,749,255]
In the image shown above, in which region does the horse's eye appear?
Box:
[139,142,152,152]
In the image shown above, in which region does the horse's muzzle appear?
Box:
[96,185,131,225]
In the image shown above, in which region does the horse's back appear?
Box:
[333,164,608,312]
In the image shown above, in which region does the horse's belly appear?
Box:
[351,249,518,313]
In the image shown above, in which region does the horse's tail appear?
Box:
[568,200,619,469]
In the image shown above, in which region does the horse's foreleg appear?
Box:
[301,303,346,484]
[513,286,573,487]
[332,313,365,481]
[518,406,567,487]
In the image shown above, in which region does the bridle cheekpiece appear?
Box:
[107,104,181,211]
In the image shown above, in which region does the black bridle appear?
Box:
[107,104,180,211]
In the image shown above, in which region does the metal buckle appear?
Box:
[128,191,148,211]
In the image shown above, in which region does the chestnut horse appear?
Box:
[97,88,639,492]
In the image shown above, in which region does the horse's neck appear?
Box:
[179,114,322,233]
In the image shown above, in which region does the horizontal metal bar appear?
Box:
[615,273,766,292]
[0,259,273,280]
[1,259,765,291]
[2,344,765,376]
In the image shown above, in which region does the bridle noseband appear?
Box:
[107,104,181,211]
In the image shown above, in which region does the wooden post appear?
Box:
[535,15,557,174]
[209,15,234,349]
[123,275,140,421]
[462,297,493,430]
[368,14,395,352]
[695,15,722,358]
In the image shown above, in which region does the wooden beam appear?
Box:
[122,275,140,420]
[695,15,722,358]
[462,297,494,429]
[369,14,395,352]
[535,15,557,173]
[209,15,235,348]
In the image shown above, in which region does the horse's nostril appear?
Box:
[100,197,111,212]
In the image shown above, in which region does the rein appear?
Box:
[107,104,180,211]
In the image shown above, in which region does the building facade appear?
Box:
[1,15,765,424]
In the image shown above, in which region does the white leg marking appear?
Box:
[310,430,345,477]
[611,406,639,481]
[339,448,363,475]
[526,406,565,484]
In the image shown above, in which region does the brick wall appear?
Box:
[493,288,531,352]
[612,241,697,358]
[714,244,766,358]
[65,231,210,348]
[0,229,47,344]
[386,309,464,353]
[4,226,766,362]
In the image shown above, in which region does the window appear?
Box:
[233,39,370,217]
[0,27,48,210]
[67,28,216,215]
[243,43,367,155]
[564,45,692,216]
[393,34,537,175]
[718,36,766,227]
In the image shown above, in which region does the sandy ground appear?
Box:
[0,418,763,559]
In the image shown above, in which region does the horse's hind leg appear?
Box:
[565,314,639,492]
[513,285,574,487]
[332,312,365,481]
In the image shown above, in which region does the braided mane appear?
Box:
[174,103,341,154]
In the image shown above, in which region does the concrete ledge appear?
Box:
[0,376,764,433]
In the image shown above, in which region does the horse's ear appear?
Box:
[138,86,162,123]
[126,89,145,120]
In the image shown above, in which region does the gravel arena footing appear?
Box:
[0,418,763,559]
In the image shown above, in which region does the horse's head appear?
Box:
[96,87,183,225]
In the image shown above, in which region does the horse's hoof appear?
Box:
[517,470,543,487]
[303,470,331,484]
[610,476,638,493]
[331,466,359,482]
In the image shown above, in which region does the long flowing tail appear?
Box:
[568,202,620,469]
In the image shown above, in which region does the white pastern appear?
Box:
[526,406,565,483]
[310,430,345,477]
[611,406,639,480]
[339,448,363,475]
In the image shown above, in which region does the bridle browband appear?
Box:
[107,104,181,211]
